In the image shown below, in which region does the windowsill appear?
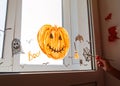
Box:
[0,70,98,76]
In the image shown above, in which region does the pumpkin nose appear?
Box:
[50,33,53,39]
[59,35,62,40]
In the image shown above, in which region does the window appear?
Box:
[0,0,96,72]
[20,0,63,65]
[0,0,8,59]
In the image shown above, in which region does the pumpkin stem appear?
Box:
[54,25,58,29]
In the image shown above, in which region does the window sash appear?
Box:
[0,0,96,72]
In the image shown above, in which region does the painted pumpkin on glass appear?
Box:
[37,24,70,60]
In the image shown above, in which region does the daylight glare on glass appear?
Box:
[20,0,63,65]
[0,0,7,59]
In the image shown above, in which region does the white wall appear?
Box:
[98,0,120,86]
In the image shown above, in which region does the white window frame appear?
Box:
[1,0,102,74]
[6,0,95,72]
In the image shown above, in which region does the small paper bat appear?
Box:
[26,39,33,44]
[75,34,84,43]
[105,13,112,21]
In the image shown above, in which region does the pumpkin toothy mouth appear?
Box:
[47,44,64,53]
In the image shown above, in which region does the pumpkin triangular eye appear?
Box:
[59,35,62,40]
[50,33,53,38]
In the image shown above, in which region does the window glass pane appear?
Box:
[70,0,94,70]
[19,0,95,71]
[20,0,64,65]
[0,0,8,59]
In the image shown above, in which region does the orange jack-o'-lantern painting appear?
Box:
[37,24,70,60]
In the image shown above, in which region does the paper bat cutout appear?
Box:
[75,34,84,43]
[42,62,49,65]
[26,39,33,44]
[105,13,112,21]
[108,26,120,42]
